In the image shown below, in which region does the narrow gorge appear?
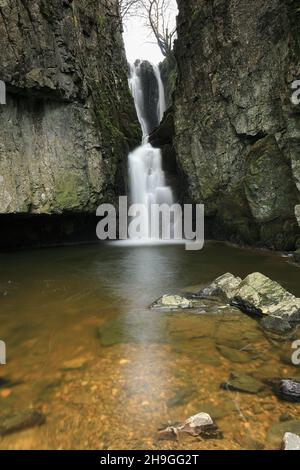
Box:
[1,0,300,454]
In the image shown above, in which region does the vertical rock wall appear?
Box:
[0,0,140,218]
[174,0,300,250]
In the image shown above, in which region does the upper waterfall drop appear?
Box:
[127,61,174,242]
[152,64,166,123]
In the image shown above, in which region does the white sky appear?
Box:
[123,1,178,65]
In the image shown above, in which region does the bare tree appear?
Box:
[137,0,177,59]
[118,0,140,18]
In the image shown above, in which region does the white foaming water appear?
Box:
[127,62,175,242]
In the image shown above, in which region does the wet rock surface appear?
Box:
[151,295,193,310]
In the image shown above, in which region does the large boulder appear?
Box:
[232,273,300,321]
[199,272,300,330]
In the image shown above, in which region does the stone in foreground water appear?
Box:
[283,432,300,450]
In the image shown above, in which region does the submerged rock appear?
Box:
[221,373,265,395]
[158,412,222,441]
[0,410,45,437]
[151,295,193,310]
[283,432,300,450]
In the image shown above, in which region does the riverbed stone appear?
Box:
[283,432,300,450]
[271,379,300,403]
[0,410,45,437]
[221,373,265,394]
[158,412,222,440]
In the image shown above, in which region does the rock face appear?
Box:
[0,1,139,219]
[135,60,160,134]
[159,54,177,110]
[174,0,300,250]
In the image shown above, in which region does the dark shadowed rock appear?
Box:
[260,316,294,334]
[270,379,300,403]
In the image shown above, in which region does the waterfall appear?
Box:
[127,62,174,241]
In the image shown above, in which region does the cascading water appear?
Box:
[128,62,174,241]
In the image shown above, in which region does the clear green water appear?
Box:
[0,241,299,449]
